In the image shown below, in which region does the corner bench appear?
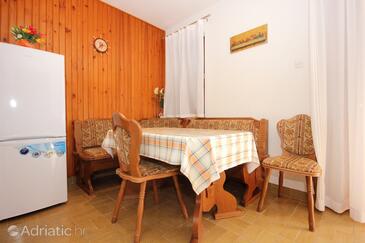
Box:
[73,119,118,195]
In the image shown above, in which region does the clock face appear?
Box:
[94,38,108,53]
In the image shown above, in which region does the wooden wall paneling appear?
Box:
[121,13,129,117]
[1,0,9,42]
[131,17,141,119]
[103,4,108,118]
[101,2,107,118]
[8,0,16,44]
[65,0,73,176]
[59,0,65,55]
[127,14,133,118]
[88,0,95,119]
[87,0,93,120]
[31,0,40,33]
[31,0,40,47]
[39,0,46,51]
[0,0,165,176]
[110,8,116,114]
[149,27,156,118]
[103,3,110,118]
[96,0,102,118]
[129,16,135,118]
[140,21,146,119]
[16,0,24,30]
[46,0,52,51]
[69,0,78,176]
[52,0,59,54]
[115,9,121,115]
[24,0,32,26]
[76,0,83,121]
[92,0,99,121]
[82,0,88,120]
[107,6,112,118]
[148,27,154,118]
[102,0,107,118]
[141,22,148,118]
[98,0,103,117]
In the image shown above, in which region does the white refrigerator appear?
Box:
[0,43,67,221]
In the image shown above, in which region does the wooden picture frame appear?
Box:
[230,24,268,53]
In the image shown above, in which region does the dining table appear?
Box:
[102,127,260,243]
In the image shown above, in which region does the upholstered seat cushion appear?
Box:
[140,159,179,176]
[262,155,321,176]
[116,159,179,177]
[81,147,115,160]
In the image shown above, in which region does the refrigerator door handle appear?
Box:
[0,136,66,143]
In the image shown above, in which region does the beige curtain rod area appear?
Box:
[165,14,210,38]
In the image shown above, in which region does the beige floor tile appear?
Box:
[254,230,292,243]
[235,224,266,243]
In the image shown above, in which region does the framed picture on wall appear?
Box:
[230,24,268,53]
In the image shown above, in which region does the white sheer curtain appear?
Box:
[164,20,205,118]
[309,0,365,222]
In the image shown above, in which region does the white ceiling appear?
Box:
[102,0,219,30]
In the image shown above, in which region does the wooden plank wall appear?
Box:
[0,0,165,176]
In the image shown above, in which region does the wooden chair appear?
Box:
[257,114,321,231]
[111,112,189,243]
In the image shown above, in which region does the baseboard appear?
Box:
[268,183,307,203]
[67,176,76,185]
[269,171,306,192]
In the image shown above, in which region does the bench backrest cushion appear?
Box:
[186,118,268,161]
[139,118,182,128]
[74,119,112,149]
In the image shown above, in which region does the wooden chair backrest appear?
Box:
[112,112,143,177]
[277,114,316,160]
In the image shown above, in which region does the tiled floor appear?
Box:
[0,176,364,243]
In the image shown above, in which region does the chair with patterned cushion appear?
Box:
[257,114,321,231]
[111,112,188,243]
[73,119,118,195]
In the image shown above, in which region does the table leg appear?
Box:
[190,171,243,242]
[213,171,242,219]
[241,165,263,206]
[190,193,203,243]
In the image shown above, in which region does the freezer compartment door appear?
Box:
[0,43,65,141]
[0,137,67,220]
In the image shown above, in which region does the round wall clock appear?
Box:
[93,38,108,53]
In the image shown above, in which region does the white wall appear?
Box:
[167,0,310,191]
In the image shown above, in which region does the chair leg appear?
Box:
[257,168,272,212]
[152,180,159,204]
[86,176,94,195]
[111,180,127,223]
[135,182,147,243]
[306,176,315,231]
[75,156,82,185]
[313,177,318,203]
[278,171,284,197]
[81,163,94,195]
[172,175,189,219]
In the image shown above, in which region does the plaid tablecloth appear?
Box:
[102,128,260,194]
